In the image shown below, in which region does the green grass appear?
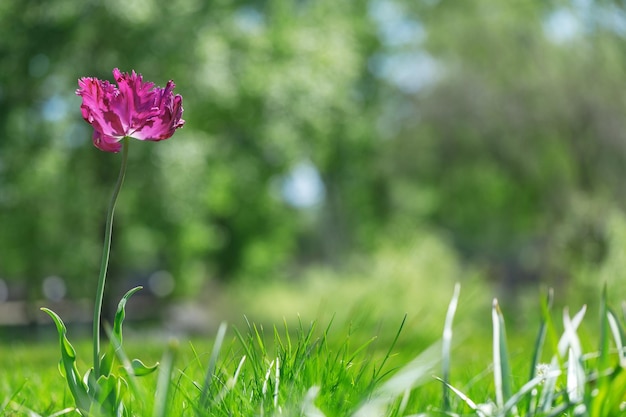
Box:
[2,283,626,416]
[0,317,442,416]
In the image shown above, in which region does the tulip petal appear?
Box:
[113,69,160,131]
[132,82,185,141]
[76,69,184,152]
[93,131,123,153]
[77,78,126,139]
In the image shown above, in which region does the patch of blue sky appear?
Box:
[368,0,439,93]
[281,160,325,209]
[369,0,425,47]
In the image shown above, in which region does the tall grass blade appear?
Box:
[260,359,275,416]
[274,356,280,410]
[233,324,261,382]
[560,305,587,356]
[352,342,440,417]
[502,370,561,415]
[217,355,247,402]
[492,299,512,410]
[544,402,575,417]
[529,289,553,380]
[563,308,584,404]
[0,380,27,416]
[433,376,481,413]
[539,305,586,413]
[590,293,626,417]
[598,284,610,373]
[14,406,75,417]
[526,289,553,415]
[301,386,326,417]
[48,408,77,416]
[199,322,228,413]
[607,308,626,367]
[373,315,406,384]
[442,282,461,412]
[602,364,626,416]
[153,340,178,417]
[590,285,611,417]
[253,322,268,357]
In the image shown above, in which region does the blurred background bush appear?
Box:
[2,0,626,325]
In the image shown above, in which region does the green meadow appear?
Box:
[2,241,622,416]
[4,0,626,415]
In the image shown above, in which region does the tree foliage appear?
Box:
[2,0,626,302]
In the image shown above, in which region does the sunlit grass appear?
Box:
[1,239,624,417]
[2,283,625,416]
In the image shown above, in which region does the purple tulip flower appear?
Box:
[76,68,185,152]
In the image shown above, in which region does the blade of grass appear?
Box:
[590,285,611,417]
[301,386,326,417]
[603,364,626,416]
[563,308,585,404]
[290,320,318,382]
[529,289,553,380]
[274,356,280,409]
[589,293,626,417]
[607,308,625,367]
[233,325,261,383]
[0,380,27,416]
[544,401,576,417]
[492,299,512,411]
[153,340,178,417]
[260,359,275,416]
[352,341,441,417]
[526,289,553,416]
[199,322,228,412]
[373,314,407,384]
[442,283,461,412]
[433,376,481,414]
[502,370,561,415]
[598,284,610,373]
[48,408,78,416]
[253,322,267,357]
[217,355,247,402]
[539,305,587,413]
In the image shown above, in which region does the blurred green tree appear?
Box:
[0,0,386,307]
[3,0,626,311]
[387,0,626,293]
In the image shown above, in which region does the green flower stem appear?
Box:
[93,137,129,377]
